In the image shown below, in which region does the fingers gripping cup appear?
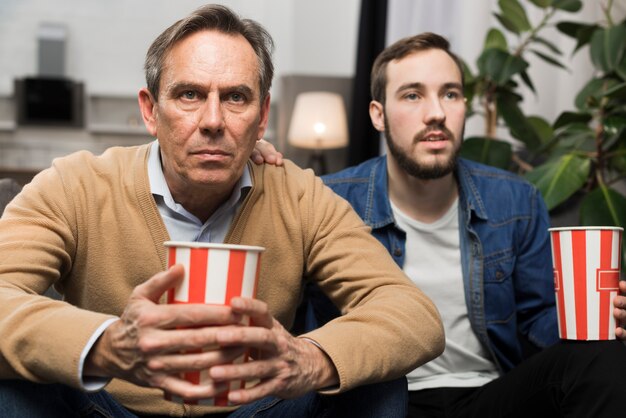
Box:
[163,241,264,406]
[549,227,623,340]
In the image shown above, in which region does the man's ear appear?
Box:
[257,93,271,140]
[369,100,385,133]
[138,88,158,137]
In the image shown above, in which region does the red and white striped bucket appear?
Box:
[164,241,264,406]
[549,227,623,340]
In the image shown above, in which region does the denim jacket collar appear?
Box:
[362,156,488,228]
[359,156,396,229]
[455,160,489,222]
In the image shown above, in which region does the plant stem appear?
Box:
[512,154,534,173]
[603,0,615,27]
[483,84,498,138]
[594,104,607,186]
[513,9,556,57]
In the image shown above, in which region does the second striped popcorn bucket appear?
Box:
[549,227,623,340]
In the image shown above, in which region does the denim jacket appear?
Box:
[321,156,559,373]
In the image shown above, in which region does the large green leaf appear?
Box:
[497,93,542,151]
[493,13,521,35]
[590,26,626,73]
[602,114,626,151]
[498,0,531,33]
[580,186,626,228]
[556,21,599,53]
[527,116,554,145]
[552,122,595,154]
[525,154,590,209]
[551,0,583,12]
[575,77,607,110]
[477,49,529,85]
[553,111,592,130]
[519,70,536,93]
[604,116,626,137]
[610,143,626,173]
[576,77,625,111]
[484,28,508,51]
[531,49,568,69]
[602,124,626,152]
[617,54,626,81]
[557,21,593,38]
[604,81,626,100]
[460,137,513,169]
[529,0,552,8]
[532,36,563,55]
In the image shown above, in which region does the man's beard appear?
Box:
[384,119,462,180]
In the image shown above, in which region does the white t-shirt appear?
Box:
[390,198,499,391]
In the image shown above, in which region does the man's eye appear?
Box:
[405,93,419,101]
[181,91,197,100]
[230,92,245,102]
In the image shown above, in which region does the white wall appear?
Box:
[0,0,360,175]
[4,0,617,124]
[2,0,621,171]
[0,0,360,98]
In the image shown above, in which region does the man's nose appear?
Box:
[199,95,225,134]
[423,96,446,125]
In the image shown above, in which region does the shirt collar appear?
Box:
[147,140,252,217]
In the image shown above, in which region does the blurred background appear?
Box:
[0,0,623,205]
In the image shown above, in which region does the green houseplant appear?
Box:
[460,0,626,228]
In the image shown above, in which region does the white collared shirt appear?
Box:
[147,140,252,243]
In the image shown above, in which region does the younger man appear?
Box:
[302,32,626,417]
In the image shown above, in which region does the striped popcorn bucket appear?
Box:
[549,227,623,340]
[163,241,264,406]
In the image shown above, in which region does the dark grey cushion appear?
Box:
[0,178,22,215]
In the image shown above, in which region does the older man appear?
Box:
[0,5,443,417]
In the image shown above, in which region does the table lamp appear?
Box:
[287,91,348,174]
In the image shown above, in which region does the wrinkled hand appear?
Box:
[84,265,338,403]
[613,280,626,340]
[251,139,284,166]
[84,265,248,400]
[208,297,338,404]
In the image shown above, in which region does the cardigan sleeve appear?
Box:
[0,161,120,388]
[297,172,445,392]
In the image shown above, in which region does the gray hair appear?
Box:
[144,4,274,102]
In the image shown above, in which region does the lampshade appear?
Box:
[287,92,349,150]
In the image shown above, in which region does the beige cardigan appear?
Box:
[0,144,443,416]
